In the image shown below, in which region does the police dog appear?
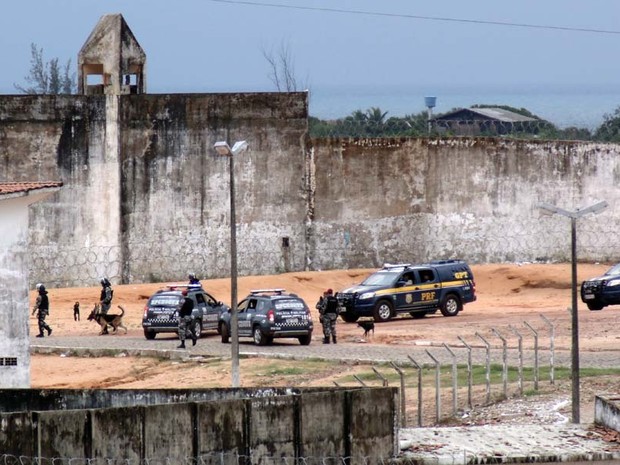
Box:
[357,320,375,338]
[87,304,127,335]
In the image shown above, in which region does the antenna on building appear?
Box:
[424,96,436,135]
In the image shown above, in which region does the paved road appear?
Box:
[31,333,620,369]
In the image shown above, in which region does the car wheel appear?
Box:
[144,329,156,340]
[340,312,359,323]
[586,301,604,311]
[373,300,393,322]
[298,333,312,345]
[192,319,202,339]
[253,326,267,346]
[440,294,462,317]
[220,323,230,343]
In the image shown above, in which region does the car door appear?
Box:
[413,268,440,309]
[394,271,417,311]
[193,293,208,331]
[201,291,221,330]
[236,298,253,337]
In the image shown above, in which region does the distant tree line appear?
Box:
[309,104,620,143]
[15,43,620,143]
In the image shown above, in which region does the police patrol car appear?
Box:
[337,260,476,323]
[218,289,313,346]
[580,262,620,311]
[142,284,229,339]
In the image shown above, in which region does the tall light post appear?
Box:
[537,200,608,423]
[214,140,248,388]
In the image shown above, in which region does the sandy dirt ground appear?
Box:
[30,263,620,424]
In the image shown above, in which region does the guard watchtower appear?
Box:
[78,14,146,95]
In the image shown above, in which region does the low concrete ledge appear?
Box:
[595,395,620,432]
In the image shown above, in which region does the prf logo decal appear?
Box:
[405,294,413,304]
[454,271,469,279]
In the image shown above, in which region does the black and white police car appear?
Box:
[218,288,313,346]
[142,284,229,340]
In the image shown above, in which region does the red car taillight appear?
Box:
[267,309,275,323]
[143,305,149,318]
[306,309,312,322]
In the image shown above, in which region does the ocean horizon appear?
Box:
[306,83,620,131]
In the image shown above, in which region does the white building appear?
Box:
[0,182,62,388]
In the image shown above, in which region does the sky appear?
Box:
[2,0,620,124]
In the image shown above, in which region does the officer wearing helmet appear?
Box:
[32,283,52,337]
[188,273,201,288]
[99,277,113,316]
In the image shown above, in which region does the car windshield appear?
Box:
[361,270,400,286]
[605,264,620,276]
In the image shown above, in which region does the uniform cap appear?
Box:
[326,288,333,294]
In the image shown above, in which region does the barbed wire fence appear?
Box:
[28,210,619,288]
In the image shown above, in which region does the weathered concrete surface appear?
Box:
[0,387,397,461]
[308,137,620,269]
[3,89,620,286]
[0,92,309,285]
[595,395,620,432]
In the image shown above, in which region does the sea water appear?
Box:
[307,83,620,130]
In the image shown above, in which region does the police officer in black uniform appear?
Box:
[32,283,52,337]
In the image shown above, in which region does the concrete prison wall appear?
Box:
[3,90,620,286]
[0,92,309,286]
[308,137,620,269]
[0,387,398,461]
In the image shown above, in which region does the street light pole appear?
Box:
[214,140,249,388]
[538,200,607,423]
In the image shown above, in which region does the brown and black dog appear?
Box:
[87,304,127,335]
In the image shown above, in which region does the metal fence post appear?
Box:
[390,361,406,428]
[408,355,423,427]
[540,314,555,385]
[475,332,491,404]
[524,321,539,391]
[426,349,441,423]
[372,367,389,387]
[443,343,458,416]
[353,375,368,387]
[457,336,473,409]
[491,328,508,399]
[509,325,523,396]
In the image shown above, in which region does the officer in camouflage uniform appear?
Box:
[99,278,113,315]
[318,288,339,344]
[177,289,197,349]
[31,283,52,337]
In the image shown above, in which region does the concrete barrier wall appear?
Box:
[595,395,620,432]
[5,91,620,285]
[308,138,620,268]
[0,387,397,460]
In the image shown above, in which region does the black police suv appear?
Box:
[142,284,229,340]
[580,263,620,311]
[337,260,476,323]
[218,289,313,346]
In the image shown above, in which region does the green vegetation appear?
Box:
[14,43,75,94]
[308,103,620,142]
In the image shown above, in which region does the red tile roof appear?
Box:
[0,182,63,196]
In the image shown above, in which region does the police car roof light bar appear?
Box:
[250,288,285,295]
[383,263,412,269]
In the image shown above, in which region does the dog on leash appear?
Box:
[357,320,375,338]
[87,304,127,335]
